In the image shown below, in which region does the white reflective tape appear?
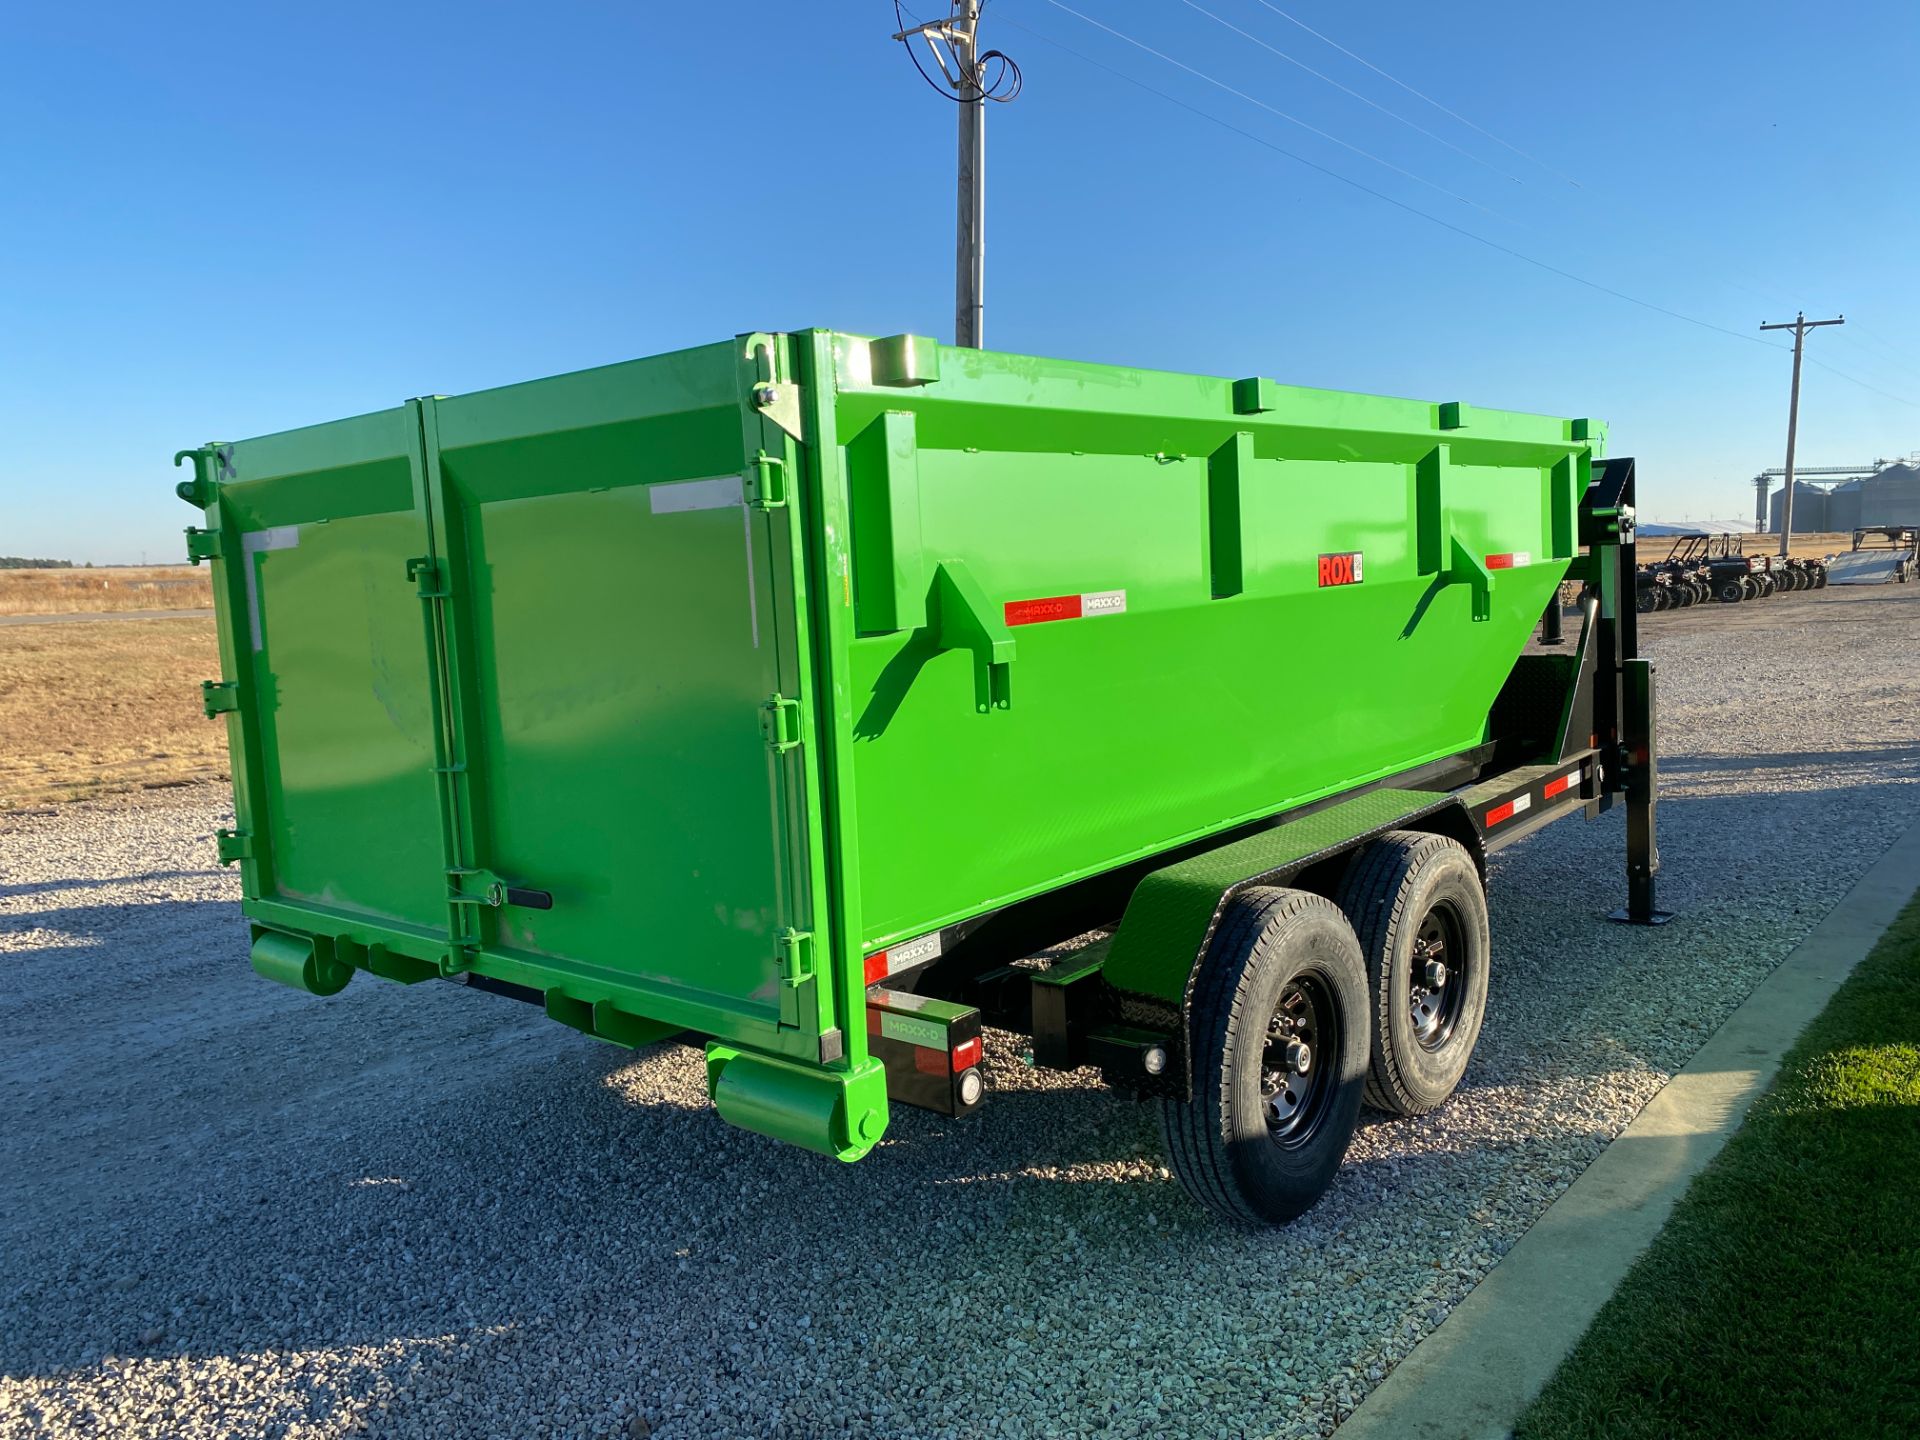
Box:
[1081,589,1127,616]
[1511,793,1532,815]
[881,989,937,1012]
[649,474,744,514]
[241,525,300,651]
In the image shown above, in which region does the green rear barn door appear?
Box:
[425,349,802,1032]
[219,410,446,932]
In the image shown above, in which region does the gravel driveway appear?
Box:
[4,584,1917,1440]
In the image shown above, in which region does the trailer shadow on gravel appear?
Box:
[1661,743,1920,776]
[0,869,210,902]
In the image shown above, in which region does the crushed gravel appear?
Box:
[3,584,1917,1440]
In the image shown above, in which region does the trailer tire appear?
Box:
[1161,887,1368,1226]
[1334,832,1491,1117]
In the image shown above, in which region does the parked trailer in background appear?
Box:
[176,332,1665,1225]
[1826,526,1917,585]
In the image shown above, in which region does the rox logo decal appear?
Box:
[1318,552,1364,587]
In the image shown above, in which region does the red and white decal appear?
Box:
[863,929,945,986]
[1542,770,1576,800]
[1484,793,1533,827]
[1004,589,1127,627]
[1484,552,1531,571]
[1317,552,1364,587]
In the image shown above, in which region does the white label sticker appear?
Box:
[649,475,744,514]
[880,1013,945,1049]
[886,931,944,974]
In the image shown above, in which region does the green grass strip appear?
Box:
[1517,888,1920,1440]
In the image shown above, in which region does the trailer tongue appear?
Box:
[177,330,1662,1224]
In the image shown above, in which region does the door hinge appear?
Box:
[406,555,448,598]
[215,829,253,865]
[184,527,223,564]
[748,453,788,510]
[201,679,240,717]
[776,928,816,1029]
[761,694,804,752]
[777,928,815,981]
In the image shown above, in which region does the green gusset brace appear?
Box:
[931,559,1016,711]
[1449,536,1494,623]
[1415,443,1494,623]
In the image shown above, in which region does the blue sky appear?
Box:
[4,1,1917,563]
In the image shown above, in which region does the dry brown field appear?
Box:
[0,565,210,616]
[0,615,224,809]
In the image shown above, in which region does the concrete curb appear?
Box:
[1334,815,1920,1440]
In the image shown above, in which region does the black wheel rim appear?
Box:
[1408,901,1468,1051]
[1261,972,1341,1149]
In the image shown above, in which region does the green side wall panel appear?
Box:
[824,335,1585,950]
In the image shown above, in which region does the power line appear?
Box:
[1175,0,1524,186]
[1208,0,1847,334]
[1234,0,1844,323]
[1247,0,1583,189]
[1803,354,1920,411]
[1005,10,1787,352]
[1039,0,1505,220]
[1829,324,1920,387]
[1002,7,1920,411]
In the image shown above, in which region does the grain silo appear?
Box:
[1828,478,1866,533]
[1768,480,1831,533]
[1857,462,1920,527]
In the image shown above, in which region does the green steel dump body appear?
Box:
[178,331,1602,1160]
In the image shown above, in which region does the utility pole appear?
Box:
[949,0,985,348]
[891,3,1021,349]
[1759,311,1844,555]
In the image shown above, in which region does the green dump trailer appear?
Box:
[176,330,1664,1225]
